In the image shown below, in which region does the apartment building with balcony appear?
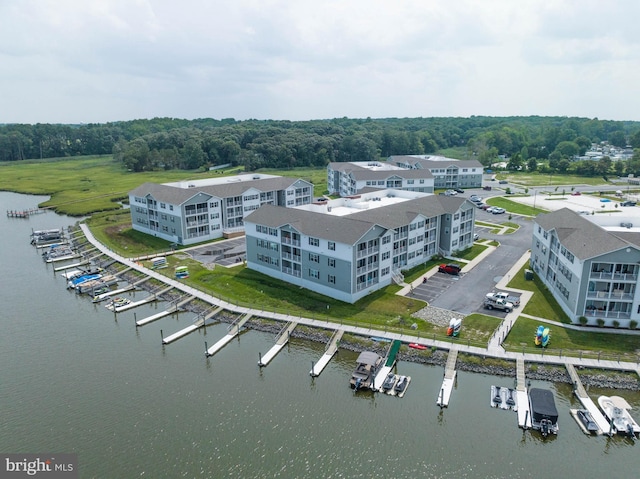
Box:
[128,174,313,245]
[244,189,475,303]
[327,161,434,197]
[388,155,483,189]
[531,208,640,327]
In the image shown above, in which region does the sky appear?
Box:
[1,0,639,124]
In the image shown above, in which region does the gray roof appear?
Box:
[245,195,466,245]
[535,208,634,260]
[130,177,307,205]
[329,162,432,180]
[388,156,483,169]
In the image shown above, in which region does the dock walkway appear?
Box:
[372,340,402,390]
[258,321,298,367]
[136,295,195,326]
[116,285,173,312]
[205,312,251,356]
[310,329,344,377]
[565,363,610,435]
[163,307,223,345]
[516,358,532,429]
[436,348,458,407]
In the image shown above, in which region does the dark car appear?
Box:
[454,188,464,194]
[498,180,508,184]
[621,200,636,206]
[438,263,462,275]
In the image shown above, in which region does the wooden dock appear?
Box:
[205,313,252,356]
[258,321,298,367]
[516,358,532,429]
[7,208,47,218]
[372,340,403,390]
[565,363,609,435]
[436,348,458,407]
[162,307,222,345]
[310,329,344,377]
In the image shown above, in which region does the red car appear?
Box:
[438,264,462,275]
[571,191,581,196]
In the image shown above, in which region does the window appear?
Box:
[382,235,391,245]
[328,241,335,251]
[169,205,174,211]
[309,253,319,263]
[160,203,166,209]
[309,237,319,247]
[328,258,335,267]
[382,251,390,261]
[328,274,336,284]
[309,269,320,279]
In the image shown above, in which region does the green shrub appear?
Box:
[612,320,620,329]
[578,316,588,326]
[596,318,605,327]
[630,320,638,330]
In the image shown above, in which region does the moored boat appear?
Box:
[349,351,383,391]
[408,343,428,350]
[528,388,559,436]
[598,395,640,437]
[576,409,599,434]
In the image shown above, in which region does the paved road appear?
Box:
[430,210,533,315]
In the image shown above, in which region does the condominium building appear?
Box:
[327,161,434,197]
[128,174,313,245]
[244,189,475,303]
[532,208,640,327]
[388,155,484,189]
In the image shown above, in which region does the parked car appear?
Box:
[486,291,520,307]
[444,189,457,196]
[482,186,492,191]
[469,195,480,201]
[621,200,636,206]
[485,207,496,213]
[454,188,464,194]
[438,263,462,275]
[473,233,479,241]
[498,180,508,184]
[571,191,581,196]
[492,207,506,214]
[475,202,486,209]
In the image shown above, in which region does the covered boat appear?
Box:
[528,388,559,436]
[349,351,383,391]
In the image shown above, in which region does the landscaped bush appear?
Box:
[612,320,620,329]
[596,318,605,327]
[630,320,638,330]
[578,316,588,326]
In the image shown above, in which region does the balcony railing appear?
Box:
[584,310,631,319]
[281,237,301,247]
[356,262,379,275]
[586,290,634,301]
[590,271,638,281]
[356,246,379,258]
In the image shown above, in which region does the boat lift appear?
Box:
[258,321,298,367]
[205,313,253,356]
[310,329,344,377]
[565,363,610,435]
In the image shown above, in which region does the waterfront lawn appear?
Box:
[507,264,571,324]
[504,316,640,359]
[460,313,502,341]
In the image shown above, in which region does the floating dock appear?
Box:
[258,321,298,367]
[54,260,89,272]
[565,363,609,435]
[205,313,252,357]
[162,306,222,344]
[373,340,402,391]
[310,329,344,377]
[113,285,173,312]
[436,348,458,407]
[516,358,532,429]
[135,295,195,326]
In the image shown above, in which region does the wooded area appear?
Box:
[2,116,640,175]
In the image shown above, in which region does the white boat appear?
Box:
[598,395,640,437]
[490,385,502,408]
[105,296,132,312]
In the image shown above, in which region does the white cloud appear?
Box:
[0,0,638,123]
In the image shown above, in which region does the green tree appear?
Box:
[555,141,579,158]
[609,130,626,147]
[527,157,538,172]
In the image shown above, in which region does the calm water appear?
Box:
[0,191,638,478]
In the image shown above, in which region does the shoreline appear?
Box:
[106,259,640,392]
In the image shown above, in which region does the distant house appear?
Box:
[532,208,640,327]
[245,189,475,303]
[129,174,313,245]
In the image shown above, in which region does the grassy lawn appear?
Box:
[503,316,640,360]
[507,264,571,324]
[499,172,611,187]
[454,244,488,261]
[485,197,547,216]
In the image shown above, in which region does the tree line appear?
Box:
[2,116,640,175]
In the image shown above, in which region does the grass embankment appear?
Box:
[0,156,330,216]
[485,197,547,216]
